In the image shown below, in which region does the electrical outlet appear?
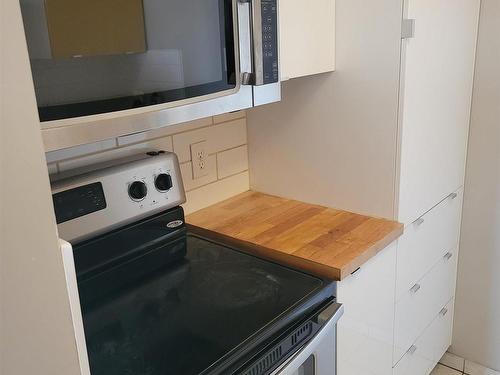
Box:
[190,140,209,179]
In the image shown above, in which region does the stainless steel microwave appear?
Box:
[19,0,280,149]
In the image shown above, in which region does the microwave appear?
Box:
[19,0,280,150]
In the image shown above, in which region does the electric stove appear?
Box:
[51,152,343,375]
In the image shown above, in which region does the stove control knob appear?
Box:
[155,173,173,192]
[128,181,147,201]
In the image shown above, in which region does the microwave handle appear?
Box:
[239,0,277,86]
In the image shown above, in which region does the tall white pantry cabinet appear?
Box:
[393,0,480,375]
[393,0,480,373]
[247,0,481,374]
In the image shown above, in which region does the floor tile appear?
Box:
[465,360,500,375]
[431,364,464,375]
[440,352,465,372]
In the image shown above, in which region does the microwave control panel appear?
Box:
[261,0,279,84]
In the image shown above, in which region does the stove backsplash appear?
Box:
[46,111,249,214]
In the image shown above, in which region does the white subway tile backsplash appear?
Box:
[46,138,116,163]
[212,118,247,153]
[180,156,217,192]
[213,110,246,124]
[172,118,246,163]
[140,136,174,153]
[48,112,249,214]
[58,150,116,172]
[217,145,249,179]
[173,127,213,163]
[182,171,250,215]
[58,136,173,172]
[117,117,212,146]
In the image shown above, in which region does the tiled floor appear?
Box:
[432,364,465,375]
[434,352,500,375]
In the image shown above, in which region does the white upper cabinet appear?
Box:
[279,0,335,80]
[397,0,480,224]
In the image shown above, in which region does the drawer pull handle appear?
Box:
[408,345,418,355]
[440,308,449,317]
[414,217,425,226]
[444,252,453,261]
[410,283,421,294]
[449,192,458,200]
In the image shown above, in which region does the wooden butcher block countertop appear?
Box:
[186,191,403,281]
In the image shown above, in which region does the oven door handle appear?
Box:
[316,302,344,326]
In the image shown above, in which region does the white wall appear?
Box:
[247,0,403,219]
[452,0,500,370]
[0,1,82,374]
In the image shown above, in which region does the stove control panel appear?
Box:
[51,152,186,243]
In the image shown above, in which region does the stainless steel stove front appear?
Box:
[272,303,343,375]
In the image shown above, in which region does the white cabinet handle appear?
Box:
[407,345,418,355]
[410,283,421,294]
[413,217,425,226]
[449,192,458,200]
[440,308,449,317]
[444,252,453,261]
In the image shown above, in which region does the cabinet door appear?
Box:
[397,0,480,224]
[279,0,335,80]
[337,243,396,375]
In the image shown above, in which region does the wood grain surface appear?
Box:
[187,191,403,280]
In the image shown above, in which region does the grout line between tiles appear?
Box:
[213,115,246,125]
[180,144,247,164]
[216,143,248,153]
[216,169,249,181]
[439,363,465,374]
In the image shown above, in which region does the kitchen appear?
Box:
[1,0,499,375]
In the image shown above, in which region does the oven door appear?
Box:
[272,303,344,375]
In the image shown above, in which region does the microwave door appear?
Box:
[21,0,253,123]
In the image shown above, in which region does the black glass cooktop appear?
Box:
[77,227,333,375]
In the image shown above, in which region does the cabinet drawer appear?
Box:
[394,247,458,364]
[396,188,463,300]
[393,299,454,375]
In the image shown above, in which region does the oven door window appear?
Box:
[292,355,315,375]
[20,0,238,121]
